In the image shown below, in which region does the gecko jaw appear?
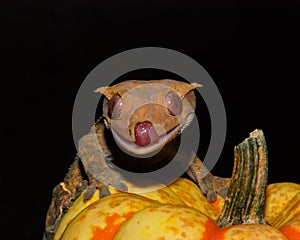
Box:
[110,113,195,156]
[111,122,182,156]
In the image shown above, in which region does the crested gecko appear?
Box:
[44,80,230,239]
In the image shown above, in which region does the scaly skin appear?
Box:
[44,80,230,239]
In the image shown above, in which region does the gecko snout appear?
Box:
[134,121,159,147]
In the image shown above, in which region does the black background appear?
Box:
[1,1,300,239]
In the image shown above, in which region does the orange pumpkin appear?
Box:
[264,183,300,225]
[279,214,300,240]
[54,178,299,240]
[212,182,300,240]
[55,178,219,240]
[214,224,288,240]
[60,194,159,240]
[114,204,218,240]
[50,123,300,240]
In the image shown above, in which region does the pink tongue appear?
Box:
[134,121,159,147]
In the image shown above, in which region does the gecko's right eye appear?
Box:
[108,94,122,119]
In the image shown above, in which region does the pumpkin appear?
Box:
[54,177,219,240]
[53,130,300,240]
[114,204,218,240]
[264,183,300,225]
[279,213,300,240]
[212,182,300,228]
[55,178,300,240]
[272,191,300,239]
[60,194,159,240]
[214,224,288,240]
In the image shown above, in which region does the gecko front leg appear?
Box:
[78,122,128,200]
[44,121,127,240]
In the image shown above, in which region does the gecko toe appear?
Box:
[198,175,230,202]
[99,185,111,198]
[207,191,217,202]
[83,185,96,202]
[113,180,128,192]
[218,186,229,199]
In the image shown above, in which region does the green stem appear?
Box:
[217,129,268,228]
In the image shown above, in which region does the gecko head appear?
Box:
[95,80,201,156]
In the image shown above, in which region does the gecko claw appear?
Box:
[198,175,231,202]
[207,191,217,202]
[83,183,111,202]
[217,184,229,199]
[112,180,128,192]
[83,185,97,202]
[99,185,111,198]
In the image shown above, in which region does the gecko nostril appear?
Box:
[134,121,159,147]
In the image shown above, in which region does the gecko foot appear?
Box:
[198,175,231,202]
[83,182,111,202]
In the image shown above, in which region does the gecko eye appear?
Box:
[165,91,182,116]
[108,94,122,119]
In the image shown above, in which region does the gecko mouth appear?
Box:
[110,113,195,156]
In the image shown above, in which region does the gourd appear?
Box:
[54,178,220,240]
[214,130,299,240]
[54,130,300,240]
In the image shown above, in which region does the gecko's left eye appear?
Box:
[108,94,122,119]
[165,91,182,116]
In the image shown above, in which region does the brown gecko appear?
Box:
[44,80,230,239]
